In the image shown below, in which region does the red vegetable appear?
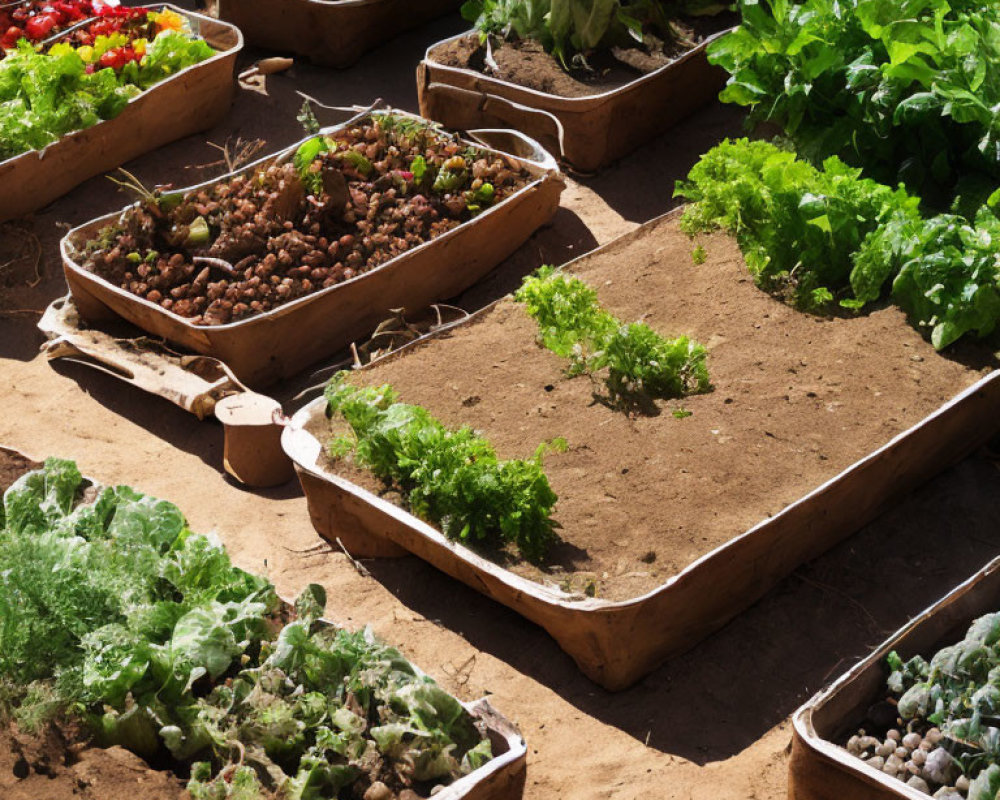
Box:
[1,25,23,49]
[25,13,58,40]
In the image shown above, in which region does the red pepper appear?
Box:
[1,25,24,49]
[25,13,58,40]
[99,47,125,69]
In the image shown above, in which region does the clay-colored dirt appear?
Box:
[3,6,1000,800]
[0,724,189,800]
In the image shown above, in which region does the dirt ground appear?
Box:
[3,9,1000,799]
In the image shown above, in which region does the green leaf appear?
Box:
[294,584,327,625]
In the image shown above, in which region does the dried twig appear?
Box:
[336,537,371,578]
[194,136,267,173]
[441,654,476,686]
[282,541,335,555]
[192,256,236,275]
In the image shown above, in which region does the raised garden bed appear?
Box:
[214,0,461,68]
[416,14,734,172]
[0,447,526,800]
[0,4,242,223]
[789,557,1000,800]
[59,110,563,388]
[282,209,1000,690]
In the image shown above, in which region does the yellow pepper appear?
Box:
[149,8,186,34]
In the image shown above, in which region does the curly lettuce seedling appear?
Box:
[324,374,562,562]
[515,266,711,408]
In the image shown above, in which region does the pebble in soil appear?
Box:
[846,722,970,798]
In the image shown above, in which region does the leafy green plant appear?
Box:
[0,33,214,160]
[516,266,711,404]
[880,207,1000,349]
[0,459,492,798]
[885,613,1000,786]
[675,138,923,309]
[677,137,1000,348]
[461,0,724,67]
[708,0,1000,207]
[325,374,563,562]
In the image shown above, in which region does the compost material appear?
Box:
[314,216,997,602]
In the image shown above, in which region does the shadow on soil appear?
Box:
[575,102,747,224]
[366,448,1000,765]
[48,359,226,470]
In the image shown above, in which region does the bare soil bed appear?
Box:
[430,14,736,98]
[312,215,999,602]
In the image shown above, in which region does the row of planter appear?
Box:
[1,0,733,225]
[36,7,1000,701]
[48,117,1000,700]
[211,0,733,171]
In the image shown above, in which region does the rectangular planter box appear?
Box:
[788,559,1000,800]
[60,113,564,388]
[215,0,461,68]
[0,444,526,800]
[417,27,731,172]
[280,211,1000,691]
[0,6,242,223]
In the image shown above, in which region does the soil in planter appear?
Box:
[430,13,737,98]
[0,448,39,493]
[313,215,999,602]
[0,722,190,800]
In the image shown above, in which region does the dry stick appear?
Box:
[282,541,335,555]
[0,308,43,316]
[442,653,476,686]
[201,136,267,173]
[192,256,236,275]
[336,537,372,579]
